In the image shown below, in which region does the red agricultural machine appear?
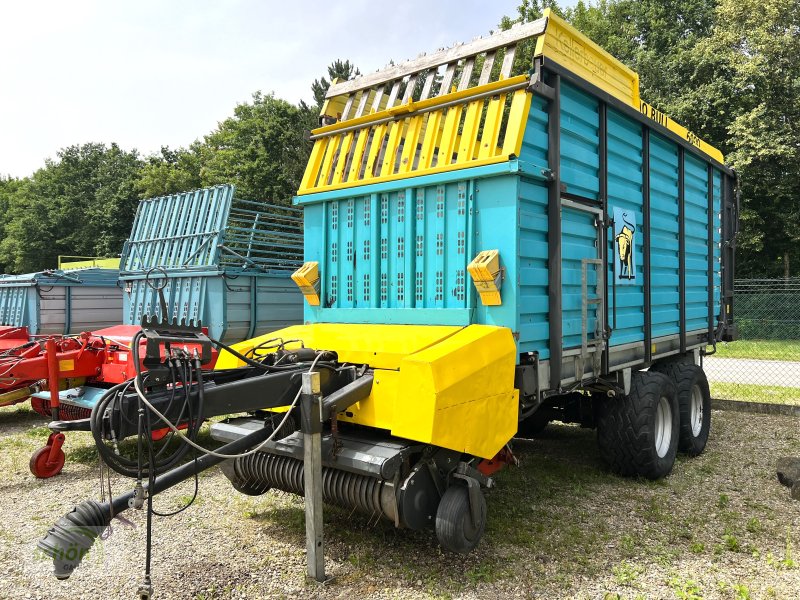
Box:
[0,326,31,351]
[0,324,217,477]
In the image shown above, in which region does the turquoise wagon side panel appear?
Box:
[517,95,551,357]
[561,205,599,350]
[302,168,523,333]
[560,82,600,201]
[684,153,712,333]
[472,176,522,335]
[520,95,549,168]
[315,184,471,316]
[607,108,645,346]
[517,177,550,357]
[648,133,681,339]
[713,169,722,319]
[295,86,731,379]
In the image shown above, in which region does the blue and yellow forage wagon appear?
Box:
[40,10,737,590]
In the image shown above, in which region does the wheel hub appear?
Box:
[690,384,703,437]
[654,395,672,458]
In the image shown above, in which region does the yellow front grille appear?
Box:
[298,75,533,195]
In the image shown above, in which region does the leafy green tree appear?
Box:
[699,0,800,277]
[506,0,724,144]
[137,144,204,198]
[0,143,142,272]
[311,59,361,108]
[506,0,799,276]
[198,92,315,204]
[0,177,20,273]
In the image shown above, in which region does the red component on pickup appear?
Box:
[476,446,518,477]
[1,324,219,478]
[0,326,30,351]
[0,324,218,407]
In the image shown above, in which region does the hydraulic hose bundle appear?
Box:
[90,330,204,479]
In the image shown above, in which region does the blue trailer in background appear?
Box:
[119,184,303,342]
[0,267,121,343]
[3,184,304,478]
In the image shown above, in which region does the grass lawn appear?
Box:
[710,382,800,405]
[711,339,800,362]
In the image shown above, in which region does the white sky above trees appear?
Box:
[0,0,521,178]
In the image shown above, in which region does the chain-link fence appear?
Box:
[705,277,800,403]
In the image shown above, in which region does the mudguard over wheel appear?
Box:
[597,371,679,480]
[650,361,711,456]
[435,484,486,553]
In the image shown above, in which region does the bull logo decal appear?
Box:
[613,207,636,285]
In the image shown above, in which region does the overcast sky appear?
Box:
[0,0,528,178]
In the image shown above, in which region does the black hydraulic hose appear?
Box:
[152,362,179,460]
[91,371,194,478]
[208,336,325,372]
[38,423,274,580]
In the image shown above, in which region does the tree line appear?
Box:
[0,0,795,279]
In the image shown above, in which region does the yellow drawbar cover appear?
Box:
[218,323,519,460]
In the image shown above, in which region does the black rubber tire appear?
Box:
[597,370,679,480]
[435,484,486,554]
[650,362,711,457]
[517,411,550,438]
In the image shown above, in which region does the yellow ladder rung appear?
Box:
[478,94,506,160]
[347,129,370,182]
[399,115,424,174]
[332,132,356,184]
[363,123,388,179]
[457,100,483,163]
[380,120,405,177]
[299,137,329,191]
[501,89,533,157]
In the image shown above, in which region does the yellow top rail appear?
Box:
[300,75,532,195]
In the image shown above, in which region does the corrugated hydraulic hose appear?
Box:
[38,423,276,579]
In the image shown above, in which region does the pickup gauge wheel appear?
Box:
[435,484,486,553]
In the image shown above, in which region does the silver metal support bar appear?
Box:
[301,371,325,582]
[578,258,604,380]
[304,430,324,581]
[326,17,546,98]
[457,58,475,92]
[478,51,496,86]
[500,45,517,78]
[439,63,456,95]
[401,74,418,104]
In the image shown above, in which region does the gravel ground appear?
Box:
[0,404,798,599]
